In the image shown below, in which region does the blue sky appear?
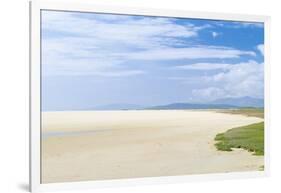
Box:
[41,10,264,111]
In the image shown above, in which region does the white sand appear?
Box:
[41,110,264,183]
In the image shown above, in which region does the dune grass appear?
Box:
[215,122,264,155]
[219,108,264,118]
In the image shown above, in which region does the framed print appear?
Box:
[30,1,270,192]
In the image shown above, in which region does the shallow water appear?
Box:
[42,129,107,139]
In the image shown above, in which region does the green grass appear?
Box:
[215,122,264,155]
[219,108,264,118]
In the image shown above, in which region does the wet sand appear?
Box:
[41,110,264,183]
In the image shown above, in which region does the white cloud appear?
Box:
[257,44,264,55]
[176,62,232,70]
[41,10,260,82]
[125,46,256,61]
[191,61,264,101]
[42,11,204,49]
[41,10,212,76]
[212,32,219,38]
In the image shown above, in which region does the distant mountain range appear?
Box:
[210,96,264,108]
[92,97,264,111]
[146,103,236,110]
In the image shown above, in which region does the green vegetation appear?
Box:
[220,108,264,118]
[215,122,264,155]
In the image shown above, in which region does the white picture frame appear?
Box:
[30,0,271,192]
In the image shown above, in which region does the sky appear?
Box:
[41,10,264,111]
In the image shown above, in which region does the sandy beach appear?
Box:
[41,110,264,183]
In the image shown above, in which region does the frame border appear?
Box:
[30,1,271,192]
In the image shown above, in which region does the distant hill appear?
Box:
[147,103,236,110]
[45,96,263,111]
[210,96,264,108]
[146,97,264,110]
[93,103,144,110]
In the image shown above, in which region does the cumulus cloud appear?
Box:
[257,44,264,55]
[191,60,264,101]
[41,9,265,110]
[42,11,264,96]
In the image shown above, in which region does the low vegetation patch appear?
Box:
[215,122,264,155]
[219,108,264,118]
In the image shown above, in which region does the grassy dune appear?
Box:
[215,108,264,156]
[219,108,264,118]
[215,122,264,155]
